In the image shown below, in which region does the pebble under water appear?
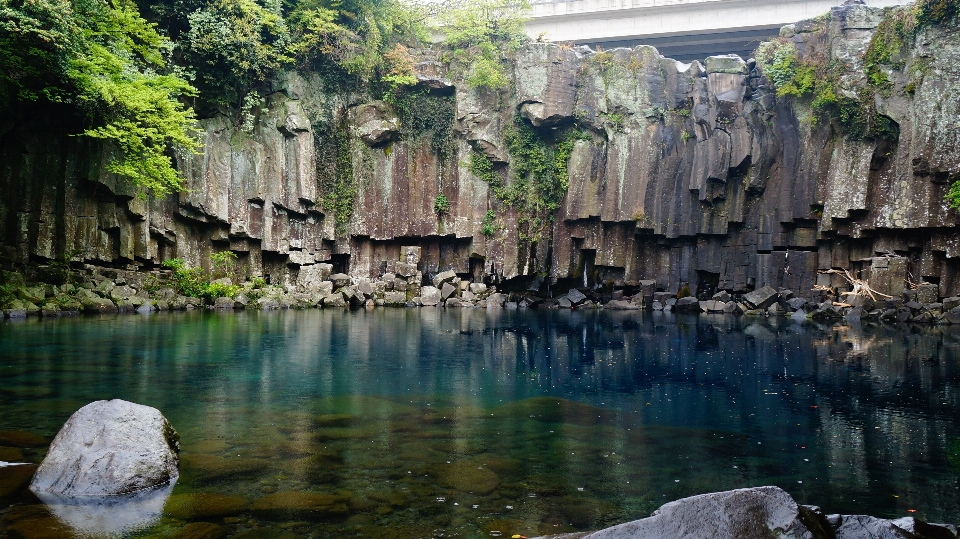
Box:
[0,309,959,538]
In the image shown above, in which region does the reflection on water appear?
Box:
[0,310,958,538]
[32,482,175,538]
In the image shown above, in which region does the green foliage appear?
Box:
[553,129,589,190]
[181,0,290,104]
[147,0,427,106]
[387,90,456,158]
[470,116,585,241]
[381,42,417,95]
[947,179,960,210]
[863,7,917,95]
[756,37,898,143]
[467,148,503,191]
[251,276,267,288]
[161,257,240,299]
[210,250,237,278]
[949,437,960,468]
[915,0,960,27]
[1,0,200,196]
[481,209,497,236]
[434,194,450,215]
[0,284,17,309]
[465,54,509,89]
[604,112,625,132]
[282,0,429,93]
[755,40,817,98]
[202,281,240,299]
[162,258,208,297]
[316,115,356,234]
[440,0,529,90]
[0,0,79,103]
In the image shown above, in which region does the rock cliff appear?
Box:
[3,1,960,303]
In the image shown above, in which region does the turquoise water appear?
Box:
[1,309,959,538]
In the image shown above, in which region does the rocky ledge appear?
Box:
[535,486,957,539]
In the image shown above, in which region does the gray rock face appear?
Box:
[213,296,236,309]
[675,296,701,313]
[352,102,400,146]
[30,400,180,497]
[7,5,960,301]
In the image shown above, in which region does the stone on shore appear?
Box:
[566,289,587,305]
[30,399,180,497]
[420,286,442,306]
[742,286,779,310]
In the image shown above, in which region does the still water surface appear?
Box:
[1,309,959,538]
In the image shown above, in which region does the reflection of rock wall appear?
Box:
[3,3,960,299]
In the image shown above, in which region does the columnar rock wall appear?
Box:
[2,2,960,301]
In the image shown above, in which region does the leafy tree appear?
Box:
[0,0,78,104]
[181,0,291,104]
[381,42,417,93]
[439,0,529,90]
[1,0,200,196]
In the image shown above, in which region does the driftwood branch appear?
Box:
[820,269,893,301]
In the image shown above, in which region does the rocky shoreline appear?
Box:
[4,254,960,327]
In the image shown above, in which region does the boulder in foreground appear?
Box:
[30,399,180,497]
[535,486,958,539]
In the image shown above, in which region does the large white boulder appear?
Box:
[30,399,180,497]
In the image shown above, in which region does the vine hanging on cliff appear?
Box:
[387,89,457,159]
[468,115,588,242]
[755,34,899,142]
[315,114,356,234]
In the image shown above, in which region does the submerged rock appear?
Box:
[0,446,24,461]
[0,430,48,447]
[170,522,226,539]
[436,461,500,495]
[250,491,350,520]
[30,399,180,497]
[164,492,248,520]
[0,463,38,499]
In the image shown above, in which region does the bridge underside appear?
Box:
[582,26,782,63]
[525,0,904,63]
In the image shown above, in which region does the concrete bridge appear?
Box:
[525,0,905,62]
